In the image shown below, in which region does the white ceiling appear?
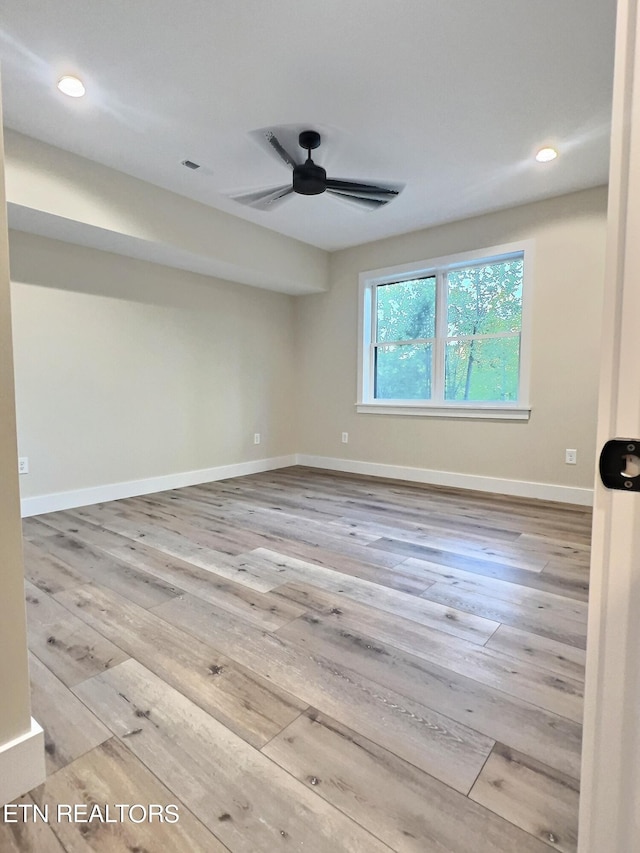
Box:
[0,0,616,252]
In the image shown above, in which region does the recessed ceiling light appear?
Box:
[535,147,558,163]
[57,75,86,98]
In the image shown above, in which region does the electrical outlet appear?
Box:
[565,449,577,465]
[341,432,349,444]
[18,456,29,474]
[254,433,261,445]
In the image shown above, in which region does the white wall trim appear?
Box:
[0,718,45,806]
[355,403,531,420]
[20,451,593,517]
[20,455,297,517]
[296,454,594,505]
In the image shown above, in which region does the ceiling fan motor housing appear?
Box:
[293,161,327,195]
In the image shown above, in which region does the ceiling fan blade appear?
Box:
[265,131,301,169]
[326,178,402,197]
[327,190,389,209]
[230,183,294,210]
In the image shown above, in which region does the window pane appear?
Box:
[445,336,520,402]
[375,343,432,400]
[447,260,522,337]
[376,278,436,342]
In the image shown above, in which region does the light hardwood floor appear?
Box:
[1,467,590,852]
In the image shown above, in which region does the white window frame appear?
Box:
[357,240,534,420]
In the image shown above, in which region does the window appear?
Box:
[358,242,532,419]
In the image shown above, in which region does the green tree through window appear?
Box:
[370,256,524,403]
[374,277,435,399]
[445,260,522,402]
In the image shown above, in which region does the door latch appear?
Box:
[599,439,640,491]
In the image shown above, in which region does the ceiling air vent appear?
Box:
[181,159,200,170]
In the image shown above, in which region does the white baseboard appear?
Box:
[20,455,297,517]
[20,451,593,516]
[295,454,594,506]
[0,719,45,806]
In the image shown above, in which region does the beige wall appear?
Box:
[10,186,607,504]
[0,124,32,743]
[10,231,296,499]
[295,187,607,489]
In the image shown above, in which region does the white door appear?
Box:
[579,1,640,850]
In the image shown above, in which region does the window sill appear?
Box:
[356,403,531,420]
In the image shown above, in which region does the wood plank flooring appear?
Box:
[1,466,591,852]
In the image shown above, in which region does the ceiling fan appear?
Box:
[230,129,404,211]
